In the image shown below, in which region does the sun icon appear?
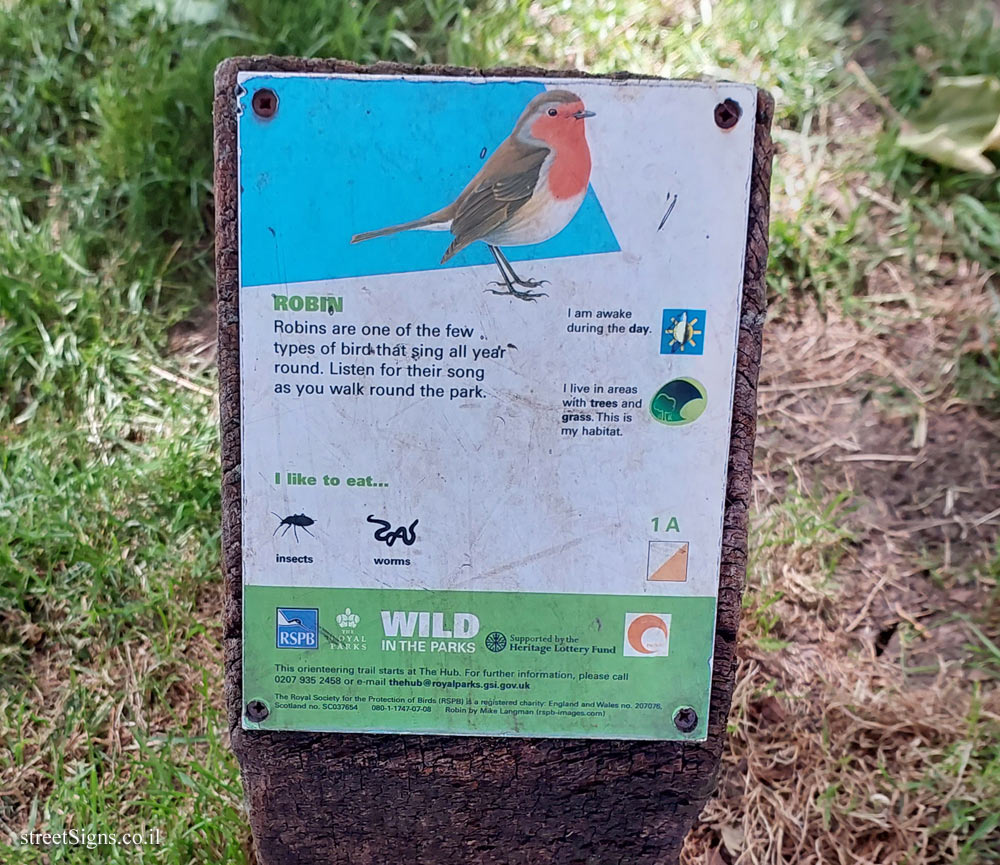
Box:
[665,311,703,352]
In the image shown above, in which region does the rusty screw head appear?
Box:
[714,98,742,130]
[673,706,698,733]
[252,88,278,119]
[246,700,270,722]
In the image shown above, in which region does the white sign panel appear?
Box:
[237,73,756,739]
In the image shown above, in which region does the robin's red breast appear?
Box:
[351,90,595,300]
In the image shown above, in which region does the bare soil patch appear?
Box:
[683,263,1000,862]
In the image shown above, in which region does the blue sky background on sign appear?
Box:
[238,76,620,286]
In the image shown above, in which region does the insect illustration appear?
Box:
[272,512,316,542]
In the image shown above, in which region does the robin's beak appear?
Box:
[573,109,596,119]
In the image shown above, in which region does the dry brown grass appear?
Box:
[681,169,1000,861]
[0,587,234,841]
[689,650,1000,864]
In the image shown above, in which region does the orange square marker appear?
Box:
[646,541,689,582]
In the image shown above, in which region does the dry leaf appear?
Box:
[720,823,745,855]
[898,75,1000,173]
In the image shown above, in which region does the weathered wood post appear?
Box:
[215,58,772,864]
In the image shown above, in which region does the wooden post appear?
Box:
[215,58,773,864]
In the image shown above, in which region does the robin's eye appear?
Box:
[547,108,558,117]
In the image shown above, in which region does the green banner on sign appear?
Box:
[245,586,714,739]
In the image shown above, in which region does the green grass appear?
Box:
[744,487,857,651]
[1,1,476,860]
[860,1,1000,408]
[2,0,999,861]
[924,698,1000,864]
[454,0,848,119]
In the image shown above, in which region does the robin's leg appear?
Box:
[486,246,547,300]
[485,246,515,293]
[495,247,549,291]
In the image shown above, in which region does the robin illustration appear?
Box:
[351,90,595,301]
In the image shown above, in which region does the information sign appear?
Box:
[234,71,757,741]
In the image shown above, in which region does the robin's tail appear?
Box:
[351,205,455,244]
[440,235,475,263]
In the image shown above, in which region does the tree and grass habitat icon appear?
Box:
[276,608,319,649]
[649,378,707,426]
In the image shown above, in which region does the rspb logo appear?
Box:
[276,608,319,649]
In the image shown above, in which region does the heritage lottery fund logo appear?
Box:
[276,608,319,649]
[623,613,671,657]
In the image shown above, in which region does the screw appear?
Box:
[714,98,742,130]
[246,700,270,722]
[252,88,278,119]
[673,706,698,733]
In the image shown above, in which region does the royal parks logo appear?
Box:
[329,607,367,651]
[336,607,360,628]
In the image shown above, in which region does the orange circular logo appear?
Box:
[626,615,669,654]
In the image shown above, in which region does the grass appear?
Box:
[855,0,1000,416]
[1,0,999,863]
[744,487,856,651]
[1,1,475,860]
